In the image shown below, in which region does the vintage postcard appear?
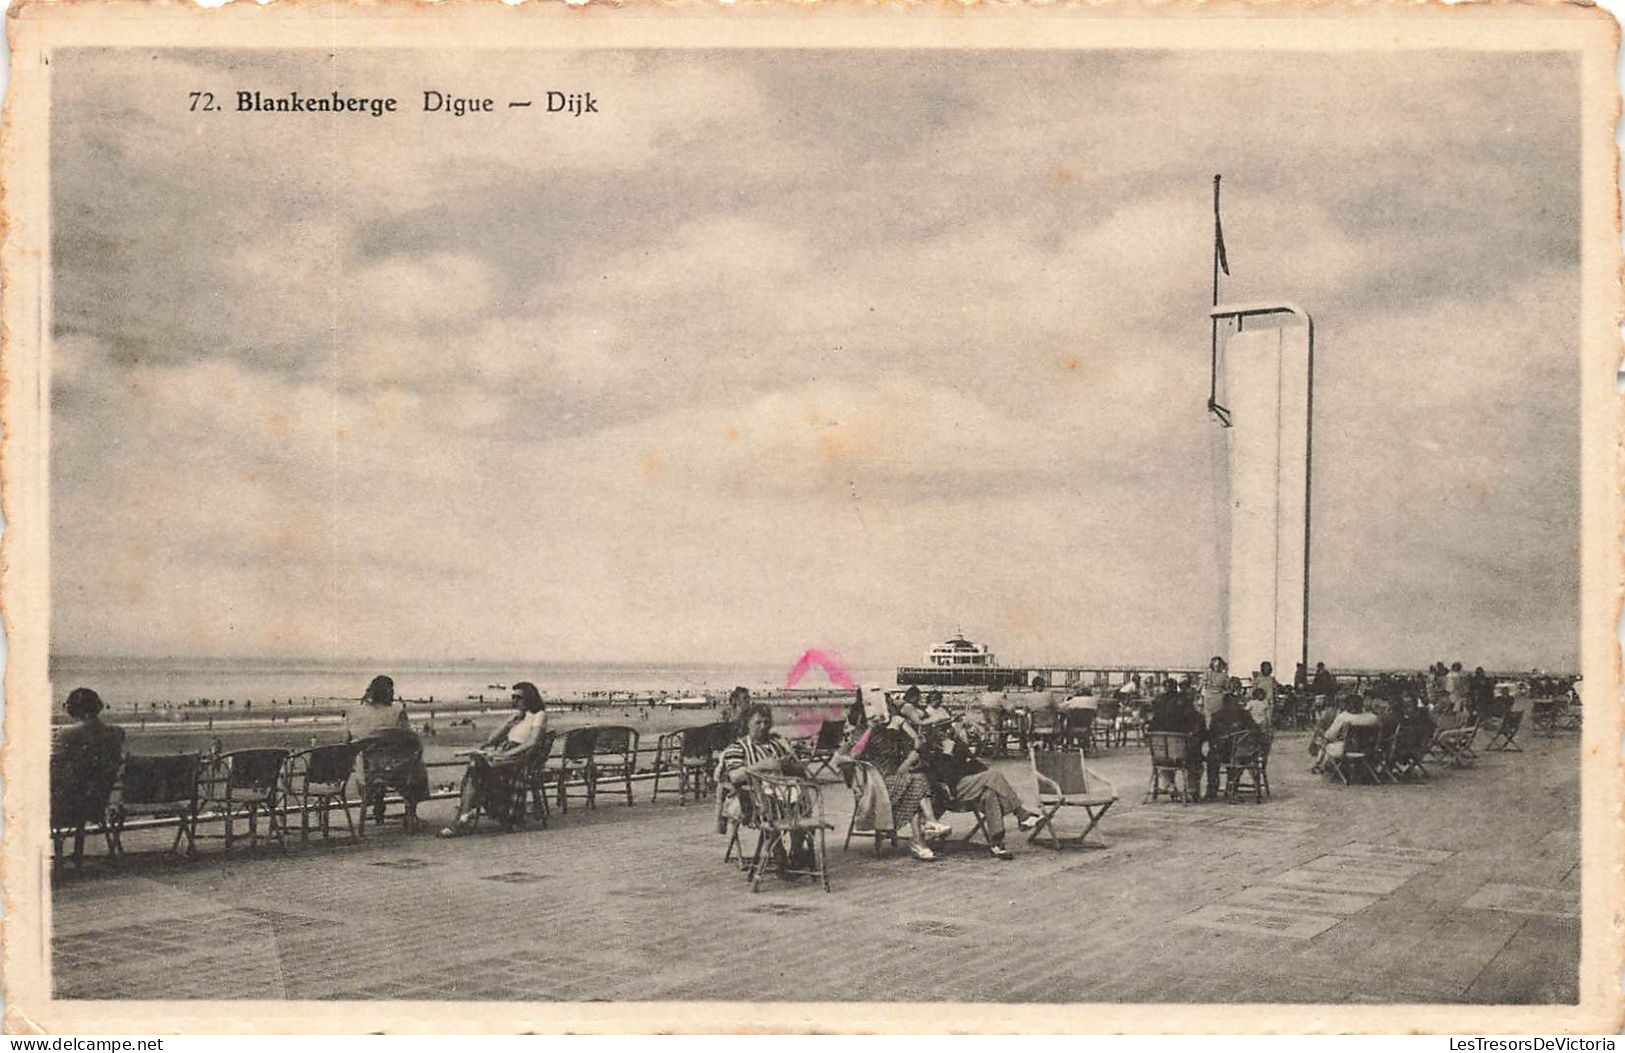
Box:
[2,1,1620,1035]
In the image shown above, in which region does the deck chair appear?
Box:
[50,751,121,867]
[198,749,289,855]
[1484,709,1525,752]
[1028,747,1117,850]
[742,774,834,893]
[281,742,363,844]
[1218,730,1270,803]
[591,726,639,807]
[841,760,898,855]
[651,724,714,804]
[107,753,202,859]
[1095,699,1122,748]
[550,726,599,812]
[1329,724,1381,785]
[1145,731,1198,803]
[803,720,848,780]
[1387,722,1432,782]
[1431,718,1481,769]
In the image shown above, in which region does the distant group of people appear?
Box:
[1141,665,1270,801]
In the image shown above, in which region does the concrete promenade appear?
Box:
[51,731,1579,1004]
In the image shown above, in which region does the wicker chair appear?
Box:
[107,753,202,860]
[50,751,121,867]
[1145,731,1198,803]
[742,774,834,893]
[281,742,364,844]
[198,749,289,855]
[550,726,599,812]
[591,726,640,807]
[356,727,429,834]
[650,724,715,804]
[1217,730,1270,803]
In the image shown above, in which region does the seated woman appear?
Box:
[717,703,814,871]
[439,682,549,837]
[51,687,126,860]
[347,675,429,832]
[849,708,951,861]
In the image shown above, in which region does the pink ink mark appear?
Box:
[784,649,856,737]
[785,649,856,691]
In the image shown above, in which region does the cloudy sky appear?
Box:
[48,47,1580,672]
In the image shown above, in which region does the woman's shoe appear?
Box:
[909,842,937,861]
[922,821,952,840]
[988,844,1015,860]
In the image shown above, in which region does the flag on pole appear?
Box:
[1214,174,1230,276]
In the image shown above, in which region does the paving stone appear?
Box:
[1175,905,1342,940]
[1268,866,1412,896]
[1337,842,1455,865]
[1225,885,1378,915]
[1462,883,1580,918]
[1296,854,1432,879]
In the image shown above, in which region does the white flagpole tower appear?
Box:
[1210,301,1315,678]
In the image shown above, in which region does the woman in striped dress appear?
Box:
[718,703,813,874]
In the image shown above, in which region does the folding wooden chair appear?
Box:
[281,742,364,844]
[1484,709,1525,752]
[591,726,640,807]
[742,774,834,893]
[107,753,201,860]
[199,749,289,856]
[1329,724,1381,785]
[841,760,899,855]
[1431,718,1481,769]
[1387,722,1432,782]
[1145,731,1198,803]
[1028,747,1117,850]
[802,720,848,781]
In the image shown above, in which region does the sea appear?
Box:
[47,654,898,709]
